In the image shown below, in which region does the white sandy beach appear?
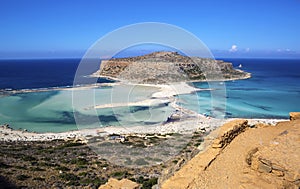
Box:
[0,116,287,142]
[0,80,288,142]
[92,82,205,109]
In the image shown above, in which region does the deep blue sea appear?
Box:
[178,58,300,119]
[0,59,112,90]
[0,58,299,132]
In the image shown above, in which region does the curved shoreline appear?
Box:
[95,73,252,84]
[1,76,290,142]
[0,71,251,96]
[2,73,283,143]
[0,80,287,141]
[0,117,288,142]
[189,72,251,83]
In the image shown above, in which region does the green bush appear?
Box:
[142,177,158,189]
[110,171,129,179]
[38,162,59,167]
[78,171,88,176]
[136,177,158,189]
[70,158,88,166]
[59,173,79,181]
[16,174,31,181]
[33,177,45,181]
[0,162,11,168]
[172,160,178,164]
[21,155,37,161]
[55,166,70,171]
[58,142,84,149]
[80,177,107,187]
[30,167,45,171]
[14,165,27,170]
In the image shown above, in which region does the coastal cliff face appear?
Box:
[161,117,300,189]
[95,51,250,84]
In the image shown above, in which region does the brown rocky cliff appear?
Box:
[161,117,300,189]
[160,120,249,188]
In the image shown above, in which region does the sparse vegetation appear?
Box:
[110,171,130,179]
[136,176,158,189]
[59,173,79,181]
[33,177,45,181]
[99,52,249,83]
[30,167,45,171]
[135,158,149,166]
[14,165,27,170]
[0,161,11,168]
[21,155,37,161]
[172,159,178,164]
[0,130,205,188]
[55,166,70,171]
[56,141,84,149]
[16,174,31,181]
[70,157,88,166]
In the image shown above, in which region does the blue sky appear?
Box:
[0,0,300,58]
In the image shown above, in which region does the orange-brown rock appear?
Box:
[289,112,300,120]
[212,119,248,148]
[161,119,248,188]
[249,119,300,187]
[98,178,139,189]
[161,118,300,189]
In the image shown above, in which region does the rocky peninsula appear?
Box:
[93,51,251,84]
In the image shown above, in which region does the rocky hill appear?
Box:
[94,51,250,84]
[161,114,300,189]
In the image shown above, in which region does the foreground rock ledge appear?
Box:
[290,112,300,120]
[161,116,300,189]
[160,119,248,188]
[98,178,139,189]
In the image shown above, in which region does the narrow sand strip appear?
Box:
[0,117,287,142]
[0,81,288,142]
[92,82,205,109]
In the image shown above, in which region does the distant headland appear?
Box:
[93,51,251,84]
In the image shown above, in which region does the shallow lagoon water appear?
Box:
[0,85,173,132]
[0,58,299,132]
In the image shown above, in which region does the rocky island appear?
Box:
[3,51,298,189]
[94,51,251,84]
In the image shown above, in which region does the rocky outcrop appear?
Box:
[212,119,248,148]
[95,51,251,84]
[98,178,139,189]
[160,119,249,188]
[289,112,300,120]
[161,115,300,189]
[248,119,300,188]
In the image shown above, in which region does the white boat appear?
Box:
[238,64,242,68]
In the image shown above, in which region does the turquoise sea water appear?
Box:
[0,58,299,132]
[0,85,173,132]
[178,59,300,119]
